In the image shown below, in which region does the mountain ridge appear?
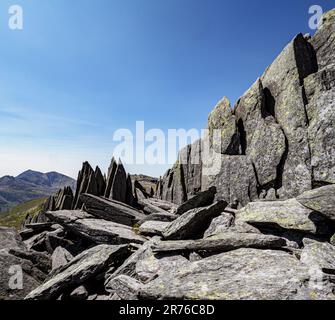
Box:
[0,170,76,212]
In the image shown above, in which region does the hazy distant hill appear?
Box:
[0,197,47,229]
[0,170,76,212]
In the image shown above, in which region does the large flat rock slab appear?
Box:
[152,233,287,254]
[105,237,160,285]
[139,221,170,236]
[175,187,217,216]
[301,241,335,273]
[297,185,335,221]
[235,199,318,233]
[25,244,130,300]
[163,201,227,240]
[80,194,145,226]
[138,212,177,225]
[136,255,189,283]
[139,248,335,300]
[46,210,146,245]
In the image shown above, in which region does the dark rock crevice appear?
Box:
[274,133,289,193]
[294,33,318,85]
[312,181,334,189]
[237,119,247,155]
[262,88,276,119]
[179,164,188,204]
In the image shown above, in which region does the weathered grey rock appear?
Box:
[24,232,48,252]
[189,252,203,262]
[72,162,97,209]
[0,227,25,252]
[226,222,262,235]
[45,233,74,254]
[331,234,335,246]
[105,275,141,300]
[70,285,88,300]
[261,33,316,198]
[236,199,318,233]
[304,64,335,184]
[176,187,217,216]
[19,228,39,241]
[138,212,177,225]
[54,186,74,211]
[234,79,265,151]
[134,180,151,199]
[25,222,53,232]
[143,198,178,214]
[95,294,111,300]
[301,241,335,273]
[139,248,334,300]
[139,221,170,236]
[138,198,171,215]
[311,9,335,70]
[34,227,65,253]
[0,251,44,300]
[110,160,127,203]
[136,255,189,283]
[25,244,130,300]
[153,233,287,254]
[43,195,56,212]
[20,222,55,242]
[105,157,117,198]
[207,97,240,155]
[204,212,235,238]
[202,156,258,208]
[297,185,335,221]
[51,246,74,271]
[80,194,145,226]
[248,117,286,188]
[95,166,106,197]
[87,171,98,197]
[161,162,187,205]
[46,210,93,224]
[180,139,203,198]
[9,248,51,275]
[163,201,227,240]
[234,78,287,193]
[157,9,335,209]
[46,210,146,245]
[125,174,135,206]
[105,237,160,283]
[110,293,122,300]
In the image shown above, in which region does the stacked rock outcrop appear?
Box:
[158,9,335,208]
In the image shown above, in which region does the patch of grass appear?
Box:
[0,197,47,229]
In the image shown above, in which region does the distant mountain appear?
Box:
[0,170,76,212]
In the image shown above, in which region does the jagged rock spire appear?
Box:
[104,157,117,198]
[110,159,127,203]
[94,166,106,197]
[125,174,135,206]
[72,162,96,209]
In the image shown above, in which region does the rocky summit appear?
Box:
[1,9,335,301]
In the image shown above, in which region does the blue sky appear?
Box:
[0,0,333,179]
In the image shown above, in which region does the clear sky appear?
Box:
[0,0,333,179]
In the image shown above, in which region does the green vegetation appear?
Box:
[0,197,47,229]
